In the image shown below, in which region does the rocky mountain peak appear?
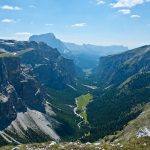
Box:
[29,33,70,54]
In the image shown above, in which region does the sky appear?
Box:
[0,0,150,48]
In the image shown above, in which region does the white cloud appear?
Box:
[111,0,144,8]
[15,32,31,36]
[130,14,141,18]
[96,0,105,5]
[118,9,131,14]
[71,23,87,27]
[1,19,15,23]
[1,5,22,10]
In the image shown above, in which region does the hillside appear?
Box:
[103,102,150,144]
[0,39,75,89]
[83,46,150,142]
[97,45,150,87]
[0,55,61,146]
[0,39,78,145]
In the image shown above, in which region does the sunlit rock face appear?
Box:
[0,53,60,145]
[0,39,76,89]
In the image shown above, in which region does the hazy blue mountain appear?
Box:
[29,33,128,69]
[29,33,70,54]
[65,43,128,55]
[64,43,128,68]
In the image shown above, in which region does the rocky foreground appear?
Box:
[1,137,150,150]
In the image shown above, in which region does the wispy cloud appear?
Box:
[45,23,53,26]
[1,19,16,23]
[1,5,22,10]
[130,14,141,18]
[118,9,131,14]
[15,32,31,36]
[71,23,87,27]
[111,0,144,8]
[29,5,36,8]
[96,0,105,5]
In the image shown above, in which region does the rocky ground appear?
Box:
[1,137,150,150]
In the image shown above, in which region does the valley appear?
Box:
[0,39,149,150]
[0,0,150,148]
[74,93,93,124]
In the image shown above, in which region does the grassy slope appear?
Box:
[101,103,150,144]
[45,83,91,141]
[0,53,17,57]
[2,137,150,150]
[76,93,93,123]
[86,71,150,142]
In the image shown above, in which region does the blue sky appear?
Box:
[0,0,150,48]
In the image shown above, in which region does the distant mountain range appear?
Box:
[29,33,128,68]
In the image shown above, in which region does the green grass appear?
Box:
[76,93,93,123]
[0,53,17,58]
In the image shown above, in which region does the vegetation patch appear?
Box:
[0,53,17,58]
[75,93,93,123]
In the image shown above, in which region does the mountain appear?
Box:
[29,33,71,55]
[97,45,150,87]
[0,39,78,145]
[29,33,128,69]
[0,39,75,89]
[64,43,128,68]
[82,46,150,142]
[0,54,60,146]
[65,43,128,55]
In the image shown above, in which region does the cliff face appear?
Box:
[0,57,24,130]
[19,42,75,89]
[0,39,77,145]
[0,56,60,145]
[97,45,150,87]
[29,33,70,54]
[0,40,76,89]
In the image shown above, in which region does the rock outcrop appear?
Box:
[0,55,60,145]
[0,39,76,89]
